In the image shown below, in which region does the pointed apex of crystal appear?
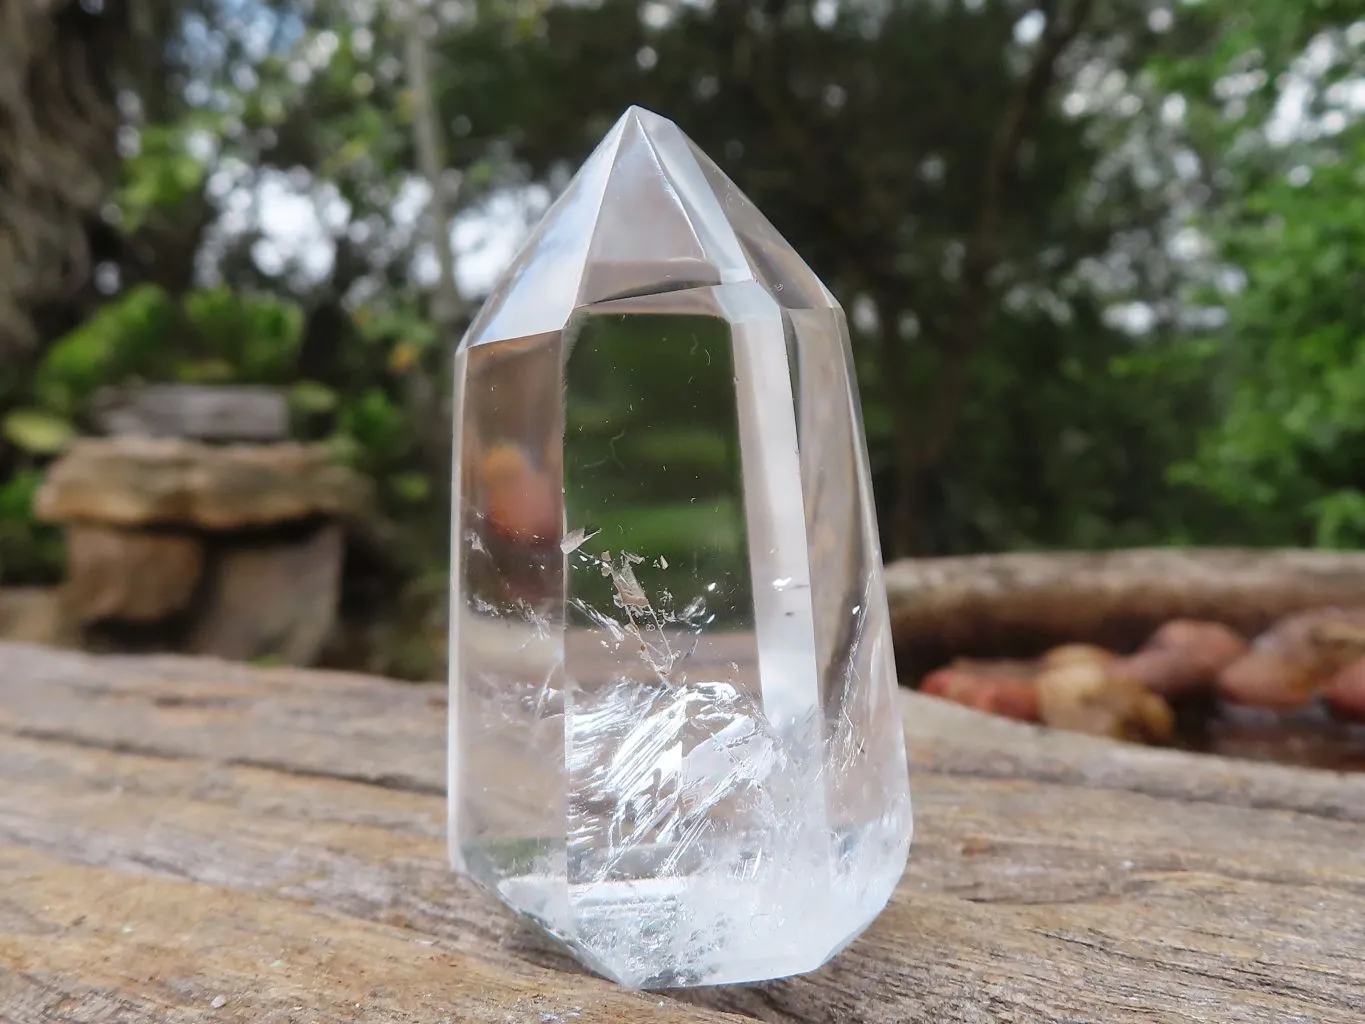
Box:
[618,103,666,126]
[460,107,836,349]
[459,114,624,347]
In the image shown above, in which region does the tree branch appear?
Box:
[925,0,1094,466]
[402,5,466,499]
[887,0,1095,553]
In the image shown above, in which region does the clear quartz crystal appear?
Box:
[448,106,912,989]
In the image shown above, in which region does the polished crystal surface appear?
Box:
[448,106,912,988]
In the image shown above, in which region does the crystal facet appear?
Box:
[448,106,912,988]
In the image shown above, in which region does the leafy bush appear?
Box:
[1174,130,1365,546]
[0,469,62,584]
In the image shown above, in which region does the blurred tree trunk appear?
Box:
[402,5,465,515]
[0,1,134,362]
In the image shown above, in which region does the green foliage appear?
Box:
[36,285,177,414]
[118,121,213,234]
[932,323,1221,553]
[564,313,750,619]
[289,380,339,416]
[1175,128,1365,545]
[2,409,77,455]
[182,287,305,382]
[0,469,62,584]
[335,388,412,467]
[32,283,306,415]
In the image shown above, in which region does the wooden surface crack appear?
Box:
[6,725,201,765]
[224,756,446,797]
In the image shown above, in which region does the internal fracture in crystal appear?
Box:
[448,105,912,988]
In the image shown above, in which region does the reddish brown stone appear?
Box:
[1324,657,1365,722]
[1118,647,1208,699]
[1148,619,1248,670]
[478,443,562,545]
[980,679,1041,723]
[1216,651,1320,711]
[1217,607,1365,710]
[1119,620,1248,699]
[1035,660,1174,743]
[1300,611,1365,671]
[944,657,1038,680]
[920,667,1040,723]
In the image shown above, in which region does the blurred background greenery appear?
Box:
[2,0,1363,674]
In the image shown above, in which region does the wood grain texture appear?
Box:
[0,641,1362,1023]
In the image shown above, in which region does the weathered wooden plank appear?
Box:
[4,641,1361,821]
[2,727,1363,1023]
[0,641,1363,1024]
[0,846,739,1024]
[886,547,1365,673]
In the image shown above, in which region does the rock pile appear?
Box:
[26,437,371,666]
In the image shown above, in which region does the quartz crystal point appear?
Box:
[448,106,912,989]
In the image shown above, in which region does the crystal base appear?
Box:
[488,828,904,988]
